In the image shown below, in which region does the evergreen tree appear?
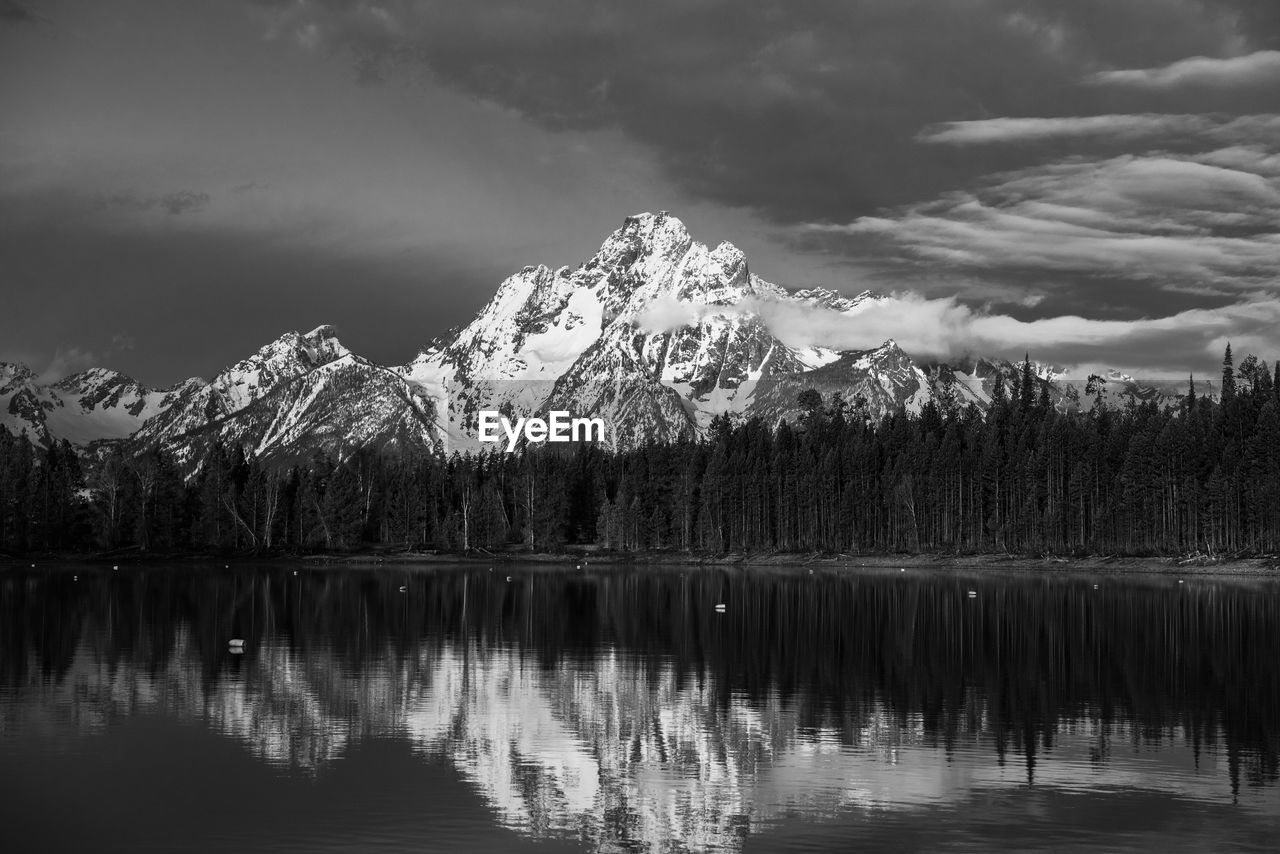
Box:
[991,373,1007,408]
[6,344,1280,559]
[1019,354,1035,413]
[1222,343,1236,401]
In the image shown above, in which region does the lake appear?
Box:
[2,563,1278,852]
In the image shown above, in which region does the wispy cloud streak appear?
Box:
[918,114,1280,146]
[1089,50,1280,89]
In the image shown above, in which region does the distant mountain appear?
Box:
[404,212,899,448]
[747,341,935,426]
[130,325,441,466]
[1,362,197,447]
[3,212,1212,462]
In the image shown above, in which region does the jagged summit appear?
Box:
[618,210,689,244]
[5,214,1200,456]
[129,323,434,466]
[394,212,908,447]
[0,361,176,446]
[305,323,339,339]
[793,287,878,313]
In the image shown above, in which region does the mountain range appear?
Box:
[1,212,1210,464]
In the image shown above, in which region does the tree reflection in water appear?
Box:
[2,565,1278,850]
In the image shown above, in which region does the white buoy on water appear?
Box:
[1178,579,1185,584]
[506,576,512,582]
[967,590,977,598]
[113,565,119,571]
[714,603,726,612]
[228,638,245,648]
[73,575,78,581]
[398,585,407,593]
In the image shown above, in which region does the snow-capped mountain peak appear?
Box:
[792,287,878,313]
[0,361,36,387]
[129,324,438,467]
[4,213,1207,458]
[1,362,179,446]
[207,326,352,416]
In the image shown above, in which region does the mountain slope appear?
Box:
[405,212,860,447]
[4,212,1211,460]
[165,356,442,466]
[133,326,440,465]
[747,340,934,427]
[1,362,193,448]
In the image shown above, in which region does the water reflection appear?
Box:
[2,566,1279,851]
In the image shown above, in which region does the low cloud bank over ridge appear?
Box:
[639,291,1280,379]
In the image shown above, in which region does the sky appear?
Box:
[1,0,1278,385]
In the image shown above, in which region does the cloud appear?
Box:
[1193,145,1280,176]
[638,291,1280,375]
[641,293,992,358]
[0,1,36,25]
[1089,49,1280,88]
[29,333,141,384]
[159,190,211,215]
[94,189,211,216]
[810,152,1280,293]
[38,347,98,383]
[917,113,1280,146]
[247,0,1261,223]
[919,114,1212,145]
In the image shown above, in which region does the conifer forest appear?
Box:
[3,347,1279,559]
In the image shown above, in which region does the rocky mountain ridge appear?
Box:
[3,212,1208,462]
[1,361,199,448]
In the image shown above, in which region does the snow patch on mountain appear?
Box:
[130,326,438,467]
[1,361,194,447]
[4,211,1210,460]
[405,211,900,448]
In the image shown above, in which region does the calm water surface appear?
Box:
[2,564,1278,852]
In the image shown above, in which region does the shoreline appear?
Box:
[4,549,1279,578]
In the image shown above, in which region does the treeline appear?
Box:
[2,347,1279,557]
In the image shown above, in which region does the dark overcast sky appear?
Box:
[2,0,1279,384]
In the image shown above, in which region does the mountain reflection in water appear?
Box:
[2,565,1278,852]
